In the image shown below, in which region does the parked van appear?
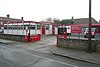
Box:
[84,28,96,38]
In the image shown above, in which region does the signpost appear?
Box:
[71,26,82,39]
[25,27,28,35]
[71,26,82,34]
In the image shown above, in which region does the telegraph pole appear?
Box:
[88,0,92,52]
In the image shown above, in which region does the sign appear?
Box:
[71,26,82,33]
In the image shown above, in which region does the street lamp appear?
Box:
[28,21,30,42]
[88,0,92,52]
[7,21,10,34]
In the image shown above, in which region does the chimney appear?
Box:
[21,17,24,20]
[7,14,10,18]
[71,16,74,19]
[99,20,100,23]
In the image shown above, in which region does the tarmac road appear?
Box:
[0,52,14,67]
[0,35,100,67]
[0,42,100,67]
[0,44,78,67]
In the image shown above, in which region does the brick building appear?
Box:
[0,14,23,33]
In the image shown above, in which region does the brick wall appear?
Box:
[0,34,27,42]
[58,38,100,53]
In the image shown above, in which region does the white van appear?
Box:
[84,28,96,38]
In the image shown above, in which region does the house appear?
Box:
[73,18,98,24]
[0,14,23,33]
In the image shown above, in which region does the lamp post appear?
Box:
[7,21,9,34]
[88,0,92,52]
[28,21,30,42]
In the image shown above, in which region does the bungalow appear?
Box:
[73,18,98,24]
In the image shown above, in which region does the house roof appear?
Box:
[73,18,98,24]
[0,17,23,22]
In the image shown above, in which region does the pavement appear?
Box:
[51,46,100,65]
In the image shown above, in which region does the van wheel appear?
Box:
[84,35,87,38]
[67,33,71,36]
[69,33,71,36]
[92,36,95,38]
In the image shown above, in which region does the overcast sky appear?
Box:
[0,0,100,21]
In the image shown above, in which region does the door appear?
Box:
[42,27,45,35]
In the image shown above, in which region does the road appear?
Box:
[0,35,100,67]
[0,44,77,67]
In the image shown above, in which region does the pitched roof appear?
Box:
[73,18,98,24]
[0,17,23,22]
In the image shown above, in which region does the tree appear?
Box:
[46,17,52,22]
[59,19,74,24]
[53,18,60,23]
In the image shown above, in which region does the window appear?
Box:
[37,25,41,30]
[4,25,7,29]
[30,25,35,29]
[45,25,49,30]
